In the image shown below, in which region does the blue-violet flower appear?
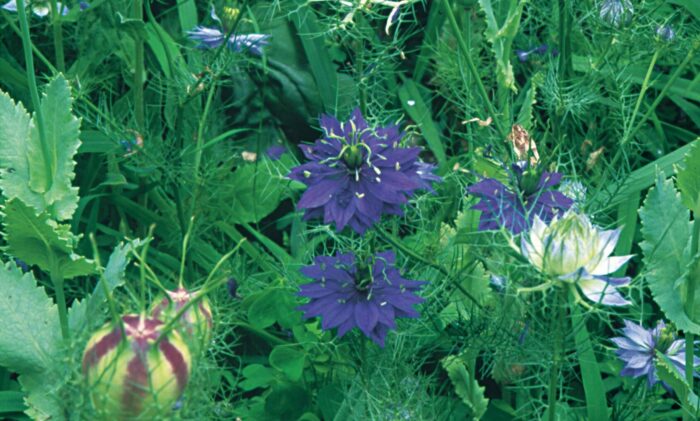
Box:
[467,164,573,234]
[612,320,698,387]
[297,251,425,347]
[289,108,441,234]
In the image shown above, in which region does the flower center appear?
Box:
[343,144,365,170]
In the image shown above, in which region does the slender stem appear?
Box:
[622,50,659,145]
[16,0,53,190]
[133,0,145,129]
[49,256,69,340]
[49,0,65,71]
[548,287,566,421]
[685,218,700,421]
[439,0,508,140]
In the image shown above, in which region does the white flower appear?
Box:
[2,0,69,17]
[521,211,632,306]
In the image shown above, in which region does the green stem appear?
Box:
[685,218,700,421]
[49,0,65,72]
[133,0,145,129]
[548,288,566,421]
[623,50,660,144]
[439,0,508,140]
[49,256,69,340]
[16,0,53,190]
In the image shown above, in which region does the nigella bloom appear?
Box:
[289,108,441,234]
[612,320,698,387]
[297,251,425,347]
[521,211,632,305]
[467,164,573,234]
[2,0,69,16]
[599,0,634,27]
[656,25,676,42]
[187,6,270,56]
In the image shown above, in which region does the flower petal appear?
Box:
[578,278,630,306]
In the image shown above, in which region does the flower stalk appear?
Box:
[49,0,65,71]
[685,218,700,421]
[133,0,145,129]
[548,287,567,421]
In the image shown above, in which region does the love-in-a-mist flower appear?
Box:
[467,164,573,234]
[289,108,441,234]
[297,251,425,347]
[599,0,634,27]
[521,211,632,305]
[612,320,698,387]
[187,6,269,56]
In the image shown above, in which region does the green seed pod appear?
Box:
[151,287,213,353]
[82,315,191,420]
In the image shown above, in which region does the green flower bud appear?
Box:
[151,287,213,354]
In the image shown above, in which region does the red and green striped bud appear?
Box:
[82,314,191,420]
[151,287,213,353]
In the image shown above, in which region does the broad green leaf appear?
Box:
[25,75,81,220]
[0,263,61,373]
[239,364,276,391]
[639,175,700,334]
[441,354,489,419]
[571,307,609,421]
[676,142,700,214]
[3,199,97,278]
[655,351,700,414]
[227,161,288,224]
[269,346,306,382]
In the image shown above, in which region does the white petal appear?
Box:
[588,255,633,275]
[2,0,18,12]
[578,278,630,306]
[598,228,621,258]
[521,236,543,269]
[33,5,50,16]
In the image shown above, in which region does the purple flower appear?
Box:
[467,165,573,234]
[297,251,425,347]
[289,108,440,234]
[516,50,531,62]
[187,27,270,55]
[265,145,287,161]
[226,278,239,298]
[612,320,698,387]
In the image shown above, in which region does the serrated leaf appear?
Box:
[0,77,81,221]
[639,175,700,334]
[478,0,526,92]
[441,355,489,419]
[3,199,97,278]
[655,351,700,413]
[69,241,138,331]
[677,142,700,214]
[0,263,61,374]
[26,75,81,220]
[18,372,66,421]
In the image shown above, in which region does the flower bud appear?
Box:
[151,287,213,353]
[82,315,191,420]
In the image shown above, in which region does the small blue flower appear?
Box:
[656,25,675,42]
[612,320,699,387]
[187,6,270,56]
[297,251,425,347]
